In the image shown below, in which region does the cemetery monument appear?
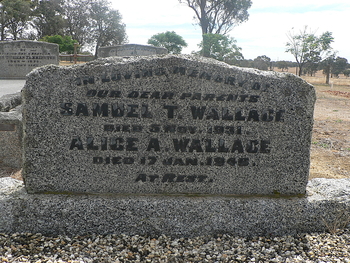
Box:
[0,55,349,237]
[22,55,315,195]
[0,40,59,79]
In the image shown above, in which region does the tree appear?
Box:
[237,59,253,68]
[63,0,91,48]
[332,56,348,77]
[2,0,31,40]
[303,62,318,76]
[180,0,251,35]
[276,61,289,72]
[0,0,32,40]
[253,55,271,70]
[0,1,11,40]
[343,69,350,78]
[286,26,334,76]
[197,33,243,64]
[31,0,65,39]
[320,54,335,84]
[40,35,78,53]
[62,0,127,55]
[147,31,187,54]
[0,0,127,55]
[90,0,127,57]
[319,55,348,84]
[180,0,251,57]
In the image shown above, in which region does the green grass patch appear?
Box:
[312,141,331,149]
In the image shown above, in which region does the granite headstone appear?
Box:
[0,40,59,79]
[22,55,316,195]
[98,44,168,58]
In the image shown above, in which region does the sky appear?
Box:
[111,0,350,61]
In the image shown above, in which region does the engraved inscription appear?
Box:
[59,71,288,185]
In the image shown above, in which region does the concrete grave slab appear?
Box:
[22,55,316,195]
[0,40,58,79]
[1,177,349,237]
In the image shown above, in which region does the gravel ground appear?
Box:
[0,231,349,262]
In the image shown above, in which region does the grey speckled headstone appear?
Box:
[0,40,59,79]
[22,55,315,195]
[98,44,168,58]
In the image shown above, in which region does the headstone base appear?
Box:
[1,178,349,237]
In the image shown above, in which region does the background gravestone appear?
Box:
[98,44,168,58]
[0,106,22,169]
[0,40,59,79]
[22,55,315,195]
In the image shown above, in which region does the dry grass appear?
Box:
[275,67,350,90]
[303,76,350,88]
[305,76,350,180]
[322,210,350,234]
[0,165,22,180]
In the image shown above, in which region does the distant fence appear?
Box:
[59,54,95,63]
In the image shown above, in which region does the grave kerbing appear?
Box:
[1,177,350,237]
[22,55,316,195]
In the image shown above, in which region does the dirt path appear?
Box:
[310,87,350,179]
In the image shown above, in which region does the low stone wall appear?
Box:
[0,93,22,168]
[0,177,349,237]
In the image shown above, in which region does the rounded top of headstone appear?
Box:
[0,40,59,47]
[28,54,313,93]
[98,43,168,58]
[34,54,303,83]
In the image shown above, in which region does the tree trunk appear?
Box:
[199,0,210,57]
[325,65,330,84]
[0,27,4,41]
[94,43,99,59]
[201,34,210,57]
[199,0,208,34]
[0,11,5,41]
[297,65,302,76]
